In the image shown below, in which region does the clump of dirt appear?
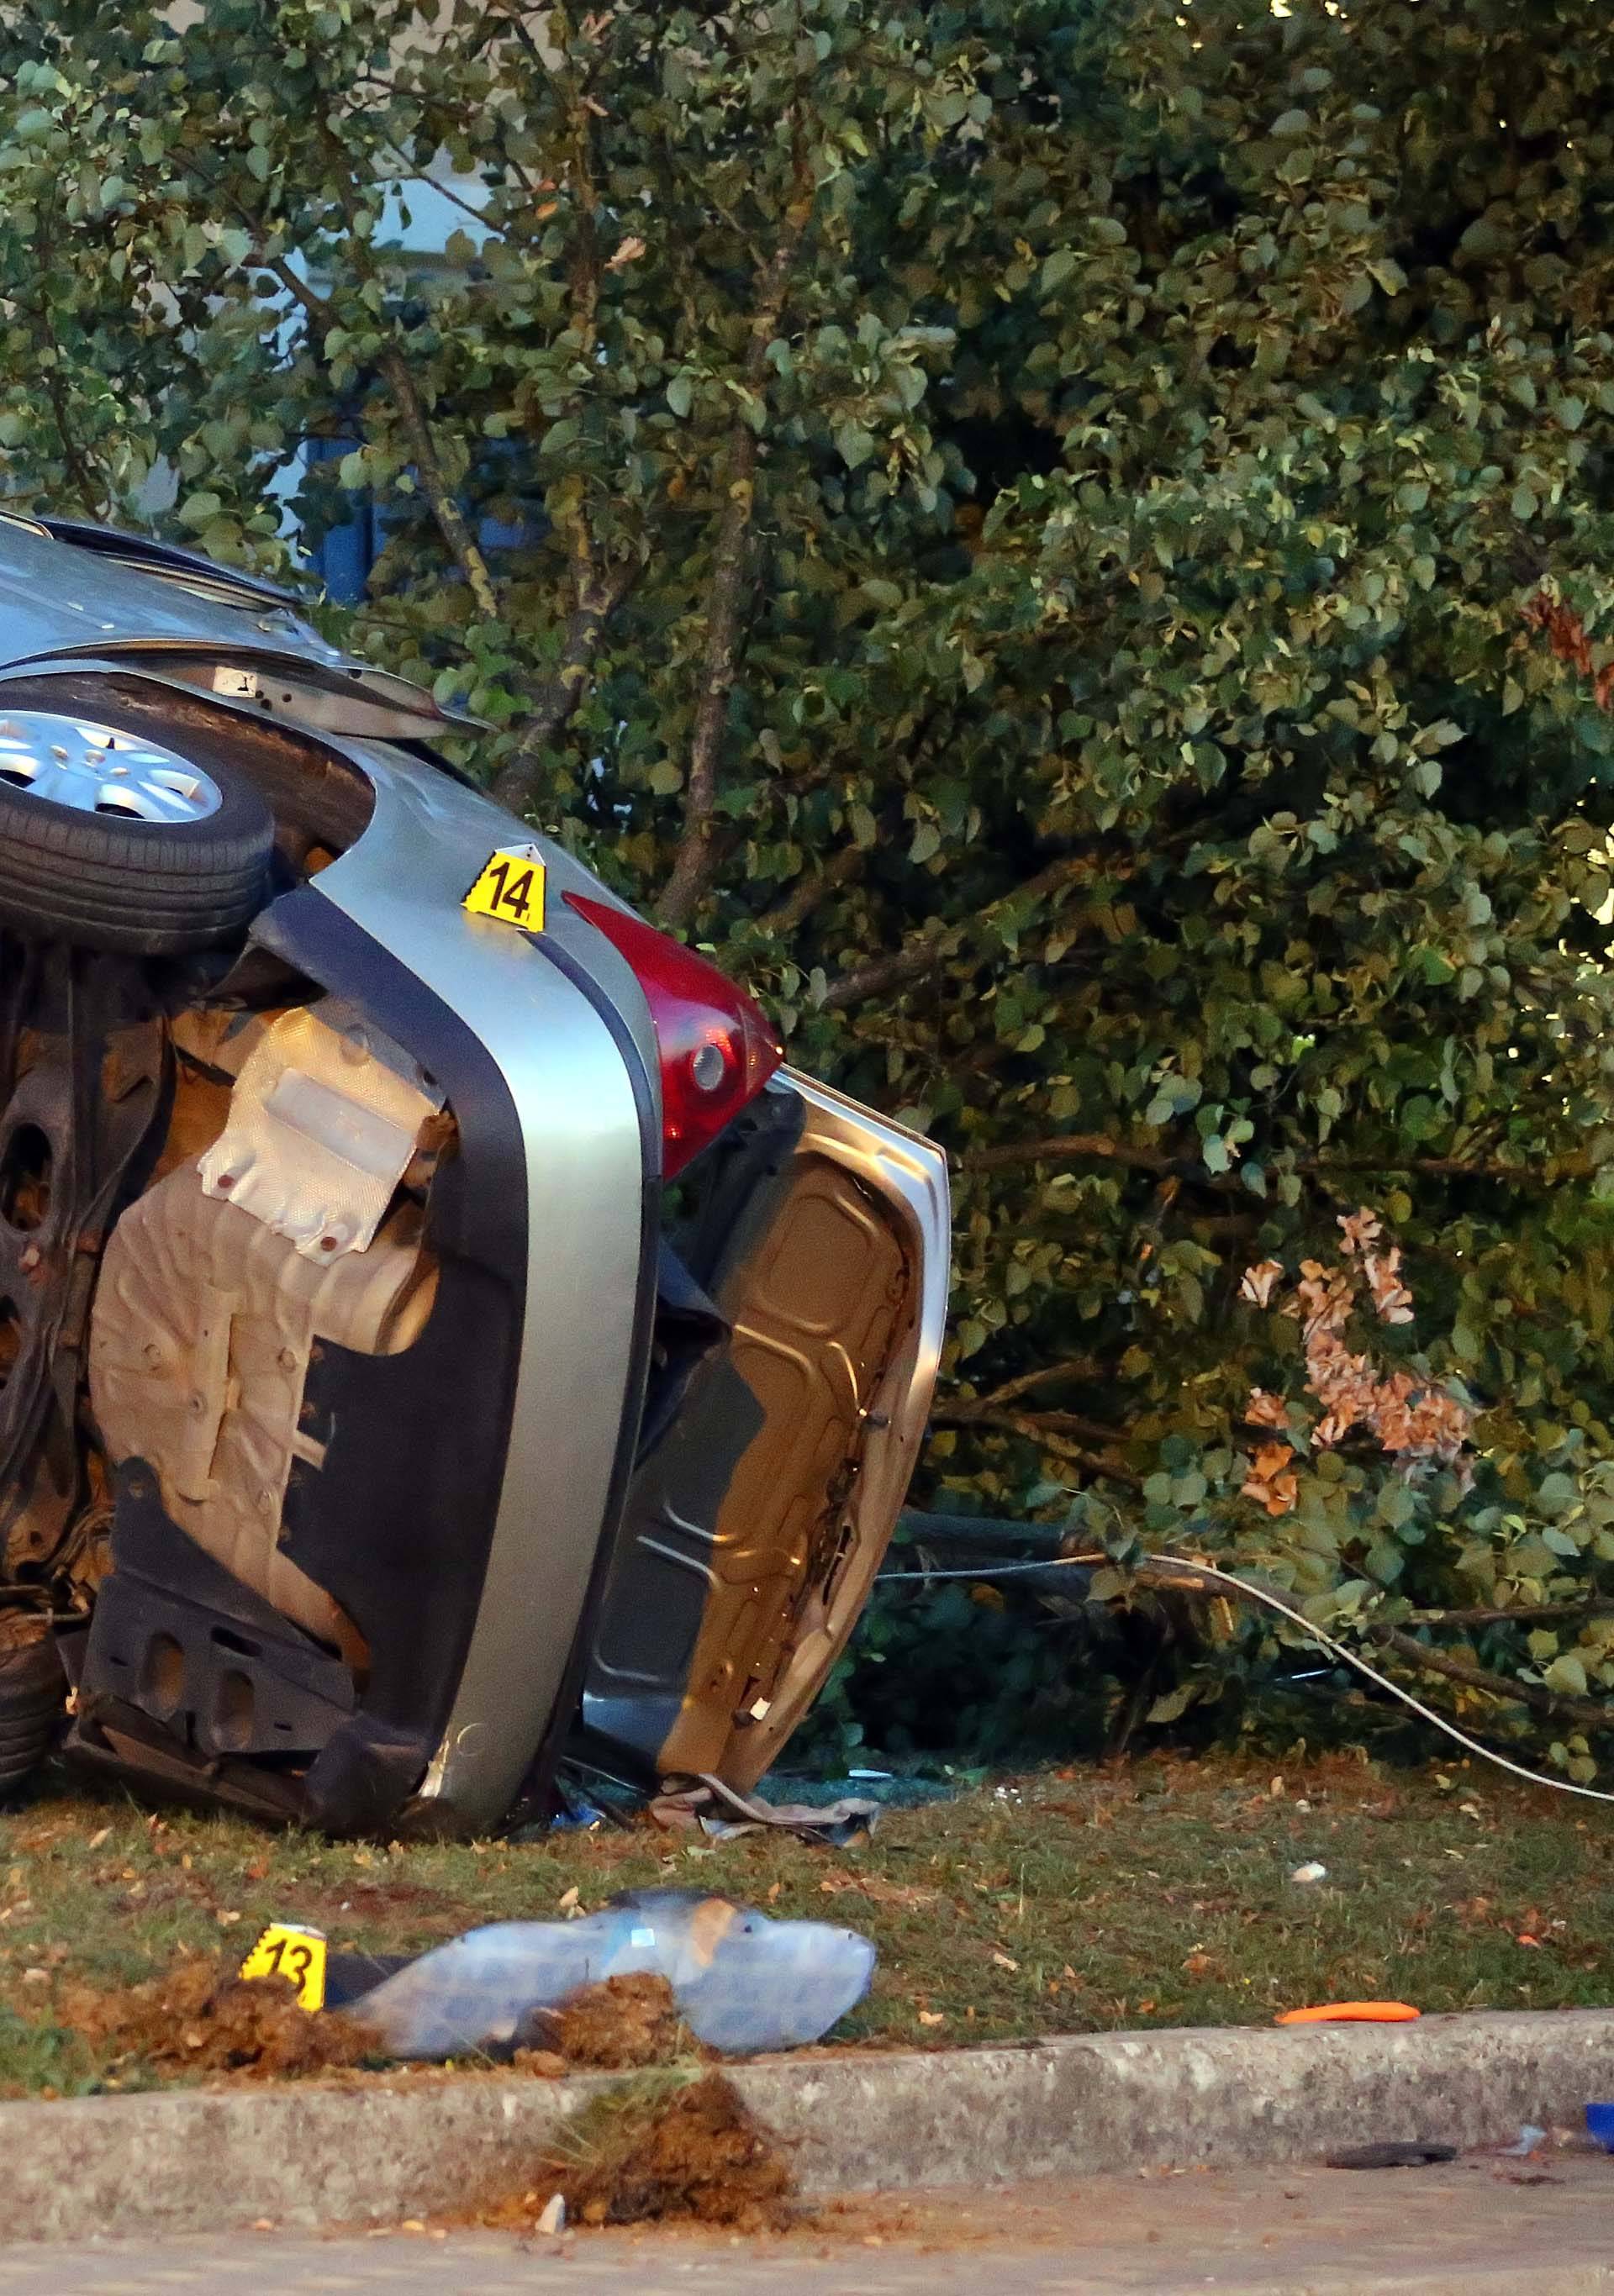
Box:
[55,1959,377,2082]
[489,2072,793,2230]
[546,1972,689,2069]
[509,2046,568,2078]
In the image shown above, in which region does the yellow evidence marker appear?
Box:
[239,1920,328,2012]
[463,844,546,933]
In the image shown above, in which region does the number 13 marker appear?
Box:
[239,1921,328,2012]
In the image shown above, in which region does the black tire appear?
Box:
[0,704,276,956]
[0,1614,64,1796]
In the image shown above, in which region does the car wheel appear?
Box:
[0,1613,64,1796]
[0,707,276,954]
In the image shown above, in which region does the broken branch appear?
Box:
[657,170,816,929]
[1370,1625,1614,1733]
[820,852,1086,1013]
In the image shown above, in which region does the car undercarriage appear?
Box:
[0,518,949,1839]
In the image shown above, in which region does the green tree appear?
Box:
[8,0,1614,1766]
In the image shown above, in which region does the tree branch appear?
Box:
[942,1405,1141,1487]
[488,30,641,811]
[657,171,815,929]
[374,357,501,625]
[959,1133,1589,1187]
[820,852,1086,1013]
[1370,1625,1614,1733]
[962,1132,1181,1177]
[953,1359,1108,1412]
[306,118,504,625]
[933,1400,1130,1446]
[655,433,761,927]
[1409,1598,1614,1630]
[752,834,869,937]
[492,556,640,814]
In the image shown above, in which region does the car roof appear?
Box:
[0,512,479,733]
[0,510,353,668]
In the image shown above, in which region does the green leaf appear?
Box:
[1145,1684,1196,1725]
[666,372,694,419]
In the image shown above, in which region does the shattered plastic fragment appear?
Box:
[649,1774,880,1846]
[1328,2142,1458,2171]
[344,1888,875,2060]
[1276,2001,1419,2025]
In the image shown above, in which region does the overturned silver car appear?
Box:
[0,513,948,1835]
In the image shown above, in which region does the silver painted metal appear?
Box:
[0,515,482,729]
[0,710,222,823]
[301,745,648,1825]
[0,512,351,666]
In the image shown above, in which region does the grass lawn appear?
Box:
[3,1748,1612,2095]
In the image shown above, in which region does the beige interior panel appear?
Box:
[657,1155,909,1779]
[89,1166,436,1660]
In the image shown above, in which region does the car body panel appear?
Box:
[286,748,651,1825]
[0,519,951,1832]
[578,1071,949,1790]
[0,511,357,668]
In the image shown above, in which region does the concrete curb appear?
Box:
[5,2009,1614,2241]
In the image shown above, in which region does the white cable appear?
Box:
[881,1547,1614,1805]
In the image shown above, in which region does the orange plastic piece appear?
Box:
[1275,2001,1421,2025]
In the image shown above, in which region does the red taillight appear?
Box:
[566,894,783,1177]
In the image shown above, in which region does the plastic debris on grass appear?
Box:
[650,1774,880,1846]
[1586,2104,1614,2152]
[1276,2002,1421,2025]
[344,1888,876,2061]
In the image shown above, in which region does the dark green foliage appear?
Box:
[7,0,1614,1766]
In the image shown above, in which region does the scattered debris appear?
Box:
[1290,1862,1328,1885]
[1327,2141,1458,2170]
[1276,2002,1421,2025]
[650,1774,879,1846]
[1496,2124,1548,2158]
[484,2072,792,2231]
[345,1888,875,2060]
[546,1973,688,2070]
[541,2075,794,2231]
[52,1962,374,2082]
